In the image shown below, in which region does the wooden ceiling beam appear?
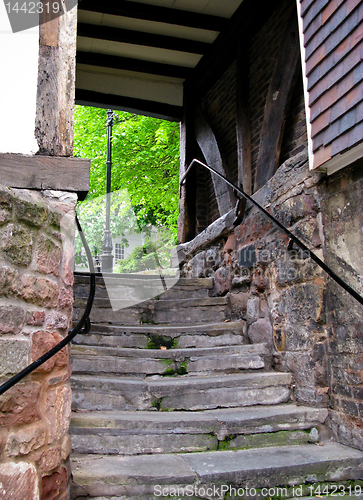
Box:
[76,51,192,79]
[77,23,211,55]
[75,89,182,121]
[78,0,226,31]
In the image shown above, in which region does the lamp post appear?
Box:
[101,109,114,273]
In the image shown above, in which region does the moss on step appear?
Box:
[217,428,319,451]
[147,334,177,349]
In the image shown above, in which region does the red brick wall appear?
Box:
[299,0,363,168]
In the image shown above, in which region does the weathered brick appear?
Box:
[0,462,39,500]
[27,311,46,326]
[14,196,49,228]
[58,287,74,311]
[0,338,30,376]
[214,266,231,296]
[41,467,68,500]
[0,382,41,426]
[0,224,34,266]
[5,423,46,457]
[36,236,62,277]
[248,318,273,346]
[45,313,69,331]
[45,385,72,442]
[39,447,62,473]
[0,304,26,334]
[31,331,68,373]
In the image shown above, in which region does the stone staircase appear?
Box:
[70,274,363,499]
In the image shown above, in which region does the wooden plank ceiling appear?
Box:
[75,0,244,120]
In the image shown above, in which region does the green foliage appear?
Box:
[73,106,180,241]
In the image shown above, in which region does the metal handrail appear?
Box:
[0,216,96,396]
[180,158,363,306]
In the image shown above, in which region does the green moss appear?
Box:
[151,397,165,411]
[147,334,177,349]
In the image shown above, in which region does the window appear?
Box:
[115,243,125,261]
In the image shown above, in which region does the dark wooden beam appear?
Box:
[194,106,235,217]
[234,44,252,225]
[178,90,197,243]
[76,89,182,122]
[236,45,252,196]
[77,23,211,55]
[187,0,285,98]
[76,51,192,79]
[254,15,300,192]
[78,0,227,31]
[0,154,90,200]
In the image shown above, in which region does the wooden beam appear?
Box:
[76,51,192,79]
[194,106,235,217]
[35,1,78,156]
[178,90,197,243]
[77,23,210,55]
[78,0,227,31]
[0,154,90,200]
[75,89,182,122]
[234,45,252,225]
[254,14,300,192]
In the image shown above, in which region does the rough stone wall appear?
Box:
[0,185,76,499]
[181,150,330,405]
[180,150,363,451]
[321,159,363,450]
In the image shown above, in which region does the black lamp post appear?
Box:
[101,109,114,273]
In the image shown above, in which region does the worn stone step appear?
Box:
[70,404,328,456]
[73,296,230,325]
[72,321,247,349]
[71,372,292,411]
[70,442,363,499]
[74,275,213,302]
[71,344,270,377]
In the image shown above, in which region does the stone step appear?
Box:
[72,321,247,349]
[73,296,230,326]
[74,275,214,301]
[70,404,328,456]
[71,372,292,412]
[71,344,271,377]
[70,442,363,499]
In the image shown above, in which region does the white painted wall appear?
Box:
[0,4,39,154]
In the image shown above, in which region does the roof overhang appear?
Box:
[75,0,244,120]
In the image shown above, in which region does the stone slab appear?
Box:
[70,443,363,497]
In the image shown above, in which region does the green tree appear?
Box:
[73,106,180,240]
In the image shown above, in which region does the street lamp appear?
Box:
[101,109,114,273]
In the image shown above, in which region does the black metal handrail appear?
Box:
[180,158,363,306]
[0,216,96,396]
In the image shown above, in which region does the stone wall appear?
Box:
[179,149,363,451]
[321,159,363,450]
[0,185,76,499]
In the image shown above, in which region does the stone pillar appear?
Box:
[0,185,77,499]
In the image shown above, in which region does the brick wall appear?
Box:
[299,0,363,169]
[192,0,308,233]
[248,1,291,185]
[0,185,76,499]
